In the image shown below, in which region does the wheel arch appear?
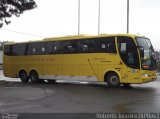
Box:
[104,70,121,82]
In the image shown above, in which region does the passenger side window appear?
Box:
[53,41,63,54]
[45,42,54,54]
[96,37,116,53]
[18,44,27,55]
[27,42,44,55]
[12,45,18,56]
[78,39,95,53]
[31,42,44,55]
[27,43,32,55]
[63,40,78,53]
[4,45,12,56]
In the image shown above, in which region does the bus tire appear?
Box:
[106,72,120,87]
[19,70,29,83]
[30,71,39,83]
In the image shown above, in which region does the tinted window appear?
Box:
[4,44,18,56]
[31,42,45,55]
[4,37,117,56]
[63,40,78,53]
[12,44,18,56]
[27,43,32,55]
[45,42,54,54]
[96,37,116,53]
[53,41,63,54]
[78,39,95,53]
[18,44,27,55]
[4,45,12,56]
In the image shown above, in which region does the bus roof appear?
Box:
[4,33,145,45]
[44,34,141,41]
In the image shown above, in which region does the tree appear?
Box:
[155,51,160,72]
[0,0,37,28]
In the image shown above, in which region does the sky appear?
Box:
[0,0,160,50]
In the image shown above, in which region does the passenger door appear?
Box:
[117,36,140,83]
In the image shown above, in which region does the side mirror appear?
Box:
[137,46,144,58]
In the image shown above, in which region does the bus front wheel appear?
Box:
[19,71,29,83]
[106,73,120,87]
[30,71,39,83]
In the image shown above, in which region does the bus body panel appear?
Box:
[4,53,155,84]
[3,34,157,84]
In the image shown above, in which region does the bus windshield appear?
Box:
[136,37,157,70]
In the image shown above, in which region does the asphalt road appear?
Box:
[0,70,160,114]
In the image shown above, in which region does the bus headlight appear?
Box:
[156,73,159,76]
[142,74,149,77]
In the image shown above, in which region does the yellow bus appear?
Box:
[3,34,157,87]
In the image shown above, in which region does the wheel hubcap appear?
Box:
[22,74,26,79]
[110,76,118,85]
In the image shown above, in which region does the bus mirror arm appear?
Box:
[137,46,144,58]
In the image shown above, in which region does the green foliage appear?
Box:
[155,51,160,72]
[0,0,37,28]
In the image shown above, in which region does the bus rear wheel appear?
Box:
[30,71,39,83]
[106,73,120,87]
[19,71,29,83]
